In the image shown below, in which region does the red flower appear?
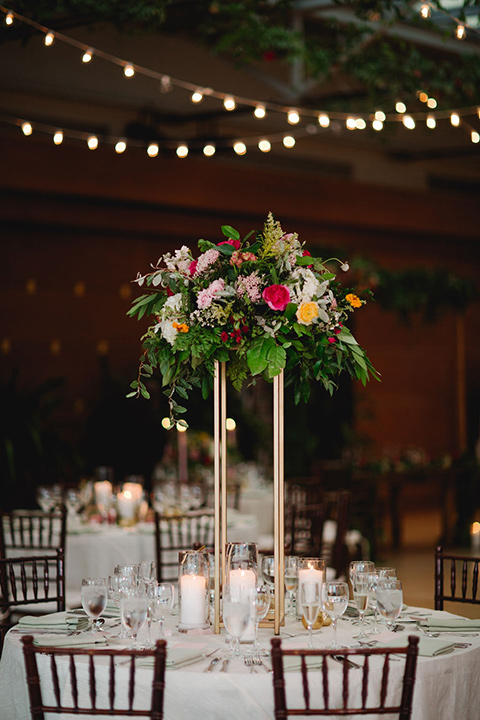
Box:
[166,287,174,297]
[262,284,290,311]
[221,331,229,343]
[188,260,198,276]
[242,325,249,333]
[218,239,241,250]
[235,336,242,344]
[328,337,336,344]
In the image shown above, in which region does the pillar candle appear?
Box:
[180,574,206,626]
[117,490,136,520]
[297,564,324,616]
[94,481,113,507]
[228,568,256,640]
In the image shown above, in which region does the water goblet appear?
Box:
[108,573,136,637]
[114,564,139,584]
[376,579,403,632]
[261,555,275,591]
[148,582,175,644]
[352,572,371,641]
[369,567,396,634]
[301,581,321,649]
[222,583,252,658]
[139,560,156,582]
[322,581,349,649]
[284,556,299,617]
[36,485,55,512]
[81,578,108,633]
[252,584,271,655]
[120,594,148,648]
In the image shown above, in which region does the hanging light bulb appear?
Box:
[44,32,55,46]
[258,139,271,153]
[115,140,127,153]
[283,135,296,148]
[287,109,300,124]
[223,96,236,111]
[426,116,436,129]
[254,105,266,119]
[372,120,383,131]
[427,97,437,109]
[21,122,32,136]
[318,114,330,128]
[87,135,98,150]
[456,24,466,40]
[355,118,367,130]
[450,113,460,127]
[345,117,356,130]
[233,141,247,155]
[82,48,93,63]
[191,90,203,103]
[203,144,216,156]
[176,144,189,158]
[5,12,14,25]
[418,91,428,103]
[53,130,63,145]
[160,75,172,93]
[124,64,135,78]
[395,101,406,114]
[402,115,416,129]
[147,143,159,157]
[420,4,431,19]
[471,131,480,144]
[375,110,386,122]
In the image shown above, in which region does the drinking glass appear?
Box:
[107,574,135,636]
[222,583,252,658]
[301,581,320,649]
[376,579,403,631]
[120,594,148,648]
[139,560,156,582]
[284,556,299,616]
[114,564,139,584]
[322,581,349,649]
[369,567,396,634]
[349,560,375,588]
[81,578,108,633]
[252,584,271,655]
[64,488,82,518]
[261,555,275,590]
[148,582,175,642]
[36,485,55,512]
[352,571,371,640]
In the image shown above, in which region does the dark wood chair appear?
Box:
[154,511,215,582]
[435,544,480,610]
[270,636,419,719]
[0,508,67,557]
[21,635,167,719]
[0,549,66,649]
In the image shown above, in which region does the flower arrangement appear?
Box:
[128,213,379,426]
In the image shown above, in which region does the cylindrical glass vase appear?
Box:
[225,542,257,641]
[178,550,210,631]
[297,557,326,619]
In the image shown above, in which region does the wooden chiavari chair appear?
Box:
[435,545,480,610]
[154,511,214,582]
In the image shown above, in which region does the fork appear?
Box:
[244,654,257,673]
[252,654,272,672]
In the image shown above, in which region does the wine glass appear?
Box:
[114,564,139,585]
[261,555,275,590]
[322,581,349,649]
[284,556,299,617]
[148,582,175,642]
[349,560,375,588]
[376,579,403,632]
[369,567,396,634]
[64,488,82,521]
[36,485,55,512]
[81,578,108,633]
[139,560,156,582]
[301,581,320,649]
[108,574,136,637]
[120,594,148,648]
[222,583,252,658]
[252,584,271,655]
[352,571,371,641]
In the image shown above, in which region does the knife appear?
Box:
[204,656,221,672]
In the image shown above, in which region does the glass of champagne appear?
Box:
[376,579,403,632]
[148,582,175,643]
[352,572,371,641]
[222,583,252,658]
[120,594,148,648]
[252,584,271,655]
[322,581,349,649]
[81,578,108,633]
[284,556,299,617]
[301,581,320,649]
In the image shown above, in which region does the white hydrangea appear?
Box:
[164,293,183,315]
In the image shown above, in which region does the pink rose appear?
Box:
[218,239,241,250]
[188,260,198,276]
[262,284,290,311]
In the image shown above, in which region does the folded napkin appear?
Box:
[138,647,207,670]
[33,633,107,648]
[281,656,326,672]
[18,612,90,631]
[418,618,480,632]
[344,603,374,618]
[378,635,456,657]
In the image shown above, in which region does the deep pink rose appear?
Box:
[188,260,198,276]
[262,284,290,311]
[218,239,241,250]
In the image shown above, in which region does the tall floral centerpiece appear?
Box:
[128,213,379,634]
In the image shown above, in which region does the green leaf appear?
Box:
[126,391,137,398]
[337,329,358,345]
[175,386,189,399]
[216,242,235,256]
[140,387,151,400]
[284,303,297,320]
[221,224,240,240]
[266,344,286,377]
[246,338,273,375]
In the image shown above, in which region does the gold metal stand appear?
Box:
[213,361,285,634]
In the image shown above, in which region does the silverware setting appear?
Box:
[204,656,222,673]
[331,655,363,670]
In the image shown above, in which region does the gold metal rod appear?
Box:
[221,361,227,586]
[279,370,285,619]
[273,373,280,634]
[213,360,221,633]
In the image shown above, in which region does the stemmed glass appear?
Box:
[107,574,135,637]
[376,579,403,632]
[139,561,156,582]
[36,485,55,512]
[370,567,396,634]
[252,584,271,656]
[284,557,299,617]
[147,582,175,645]
[301,581,321,649]
[261,556,275,591]
[81,578,108,633]
[120,594,148,648]
[322,581,349,649]
[352,572,372,641]
[222,583,252,658]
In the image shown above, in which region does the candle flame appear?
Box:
[472,522,480,534]
[124,490,132,499]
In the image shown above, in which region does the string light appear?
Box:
[471,131,480,144]
[418,92,428,103]
[345,117,356,130]
[420,4,431,19]
[396,101,406,114]
[450,113,460,126]
[355,118,366,130]
[203,144,216,156]
[233,141,247,155]
[375,110,386,122]
[44,32,55,46]
[283,135,295,148]
[258,139,271,152]
[426,116,436,129]
[53,130,63,145]
[147,143,159,157]
[427,97,437,109]
[318,114,330,128]
[287,109,300,124]
[123,64,135,78]
[21,122,32,135]
[176,144,189,158]
[402,115,416,129]
[82,49,93,63]
[160,75,172,93]
[372,120,383,131]
[223,95,236,111]
[456,24,466,40]
[87,135,98,149]
[191,90,203,103]
[5,10,13,24]
[254,105,266,119]
[115,140,127,153]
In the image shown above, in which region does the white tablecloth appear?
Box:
[1,607,479,720]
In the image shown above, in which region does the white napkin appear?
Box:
[138,647,208,669]
[18,612,89,631]
[33,634,108,648]
[377,635,456,657]
[418,618,480,632]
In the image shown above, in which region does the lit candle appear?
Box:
[180,574,207,626]
[117,490,136,520]
[471,522,480,551]
[297,563,324,616]
[228,568,256,640]
[122,482,143,502]
[94,481,113,507]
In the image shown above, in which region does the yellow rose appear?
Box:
[296,301,319,326]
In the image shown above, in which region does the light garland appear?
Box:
[417,1,480,41]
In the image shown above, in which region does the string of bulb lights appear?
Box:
[419,1,480,41]
[1,3,479,155]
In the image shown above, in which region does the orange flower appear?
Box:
[346,293,362,309]
[172,321,189,333]
[296,301,319,325]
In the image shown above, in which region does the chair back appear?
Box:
[435,544,480,610]
[21,635,166,719]
[0,549,66,648]
[270,636,419,719]
[154,511,215,582]
[0,508,67,556]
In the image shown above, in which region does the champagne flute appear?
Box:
[352,572,371,641]
[120,594,148,648]
[301,581,320,649]
[81,578,108,633]
[370,567,396,634]
[322,581,349,649]
[376,579,403,632]
[148,582,175,643]
[284,556,299,617]
[222,584,252,658]
[252,584,271,655]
